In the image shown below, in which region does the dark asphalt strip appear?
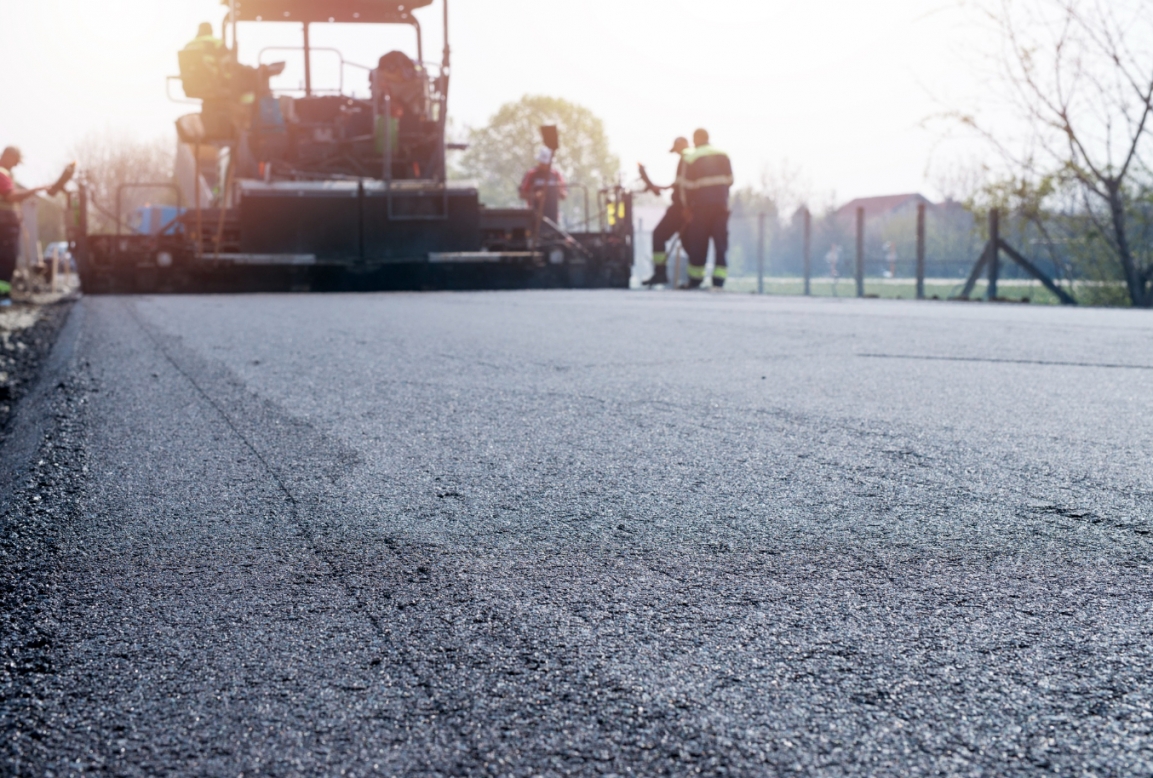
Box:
[115,300,477,758]
[115,301,752,774]
[11,299,420,775]
[7,294,1153,775]
[121,300,394,643]
[1,303,92,775]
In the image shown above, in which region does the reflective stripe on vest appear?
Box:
[188,35,225,50]
[681,174,734,191]
[681,144,729,165]
[682,145,733,202]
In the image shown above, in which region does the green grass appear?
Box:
[722,277,1069,305]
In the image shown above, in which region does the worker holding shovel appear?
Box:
[0,147,47,301]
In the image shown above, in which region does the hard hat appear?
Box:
[669,137,689,153]
[536,147,553,165]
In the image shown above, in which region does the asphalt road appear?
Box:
[4,291,1153,776]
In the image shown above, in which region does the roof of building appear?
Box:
[834,193,934,220]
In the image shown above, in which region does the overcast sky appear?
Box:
[2,0,991,204]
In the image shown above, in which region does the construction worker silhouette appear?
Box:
[640,136,689,287]
[179,23,228,99]
[178,23,263,139]
[679,129,733,289]
[519,147,568,224]
[0,147,46,296]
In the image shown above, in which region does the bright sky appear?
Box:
[2,0,991,205]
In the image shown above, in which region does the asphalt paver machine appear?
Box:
[74,0,633,293]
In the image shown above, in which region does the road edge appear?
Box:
[0,301,83,507]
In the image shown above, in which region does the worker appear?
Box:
[179,23,261,138]
[180,23,228,96]
[639,136,690,287]
[0,147,44,298]
[519,147,568,225]
[679,128,733,289]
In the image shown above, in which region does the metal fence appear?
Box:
[635,203,1079,303]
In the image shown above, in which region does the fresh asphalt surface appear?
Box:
[3,290,1153,776]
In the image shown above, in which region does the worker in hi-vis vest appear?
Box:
[179,23,264,139]
[678,128,733,289]
[639,136,690,287]
[181,23,228,91]
[0,147,45,296]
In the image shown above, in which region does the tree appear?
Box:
[70,130,175,234]
[961,0,1153,306]
[454,95,620,226]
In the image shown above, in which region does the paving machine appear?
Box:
[72,0,633,293]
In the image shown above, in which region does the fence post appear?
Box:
[987,208,1000,300]
[757,211,765,295]
[916,203,926,300]
[803,208,812,296]
[855,206,865,298]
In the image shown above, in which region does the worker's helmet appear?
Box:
[669,137,689,154]
[536,147,553,165]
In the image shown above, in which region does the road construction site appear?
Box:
[3,291,1152,776]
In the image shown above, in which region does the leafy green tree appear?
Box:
[454,95,620,225]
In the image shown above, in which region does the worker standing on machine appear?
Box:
[0,147,44,299]
[680,128,733,289]
[179,23,263,138]
[519,147,568,225]
[639,136,690,287]
[181,23,228,87]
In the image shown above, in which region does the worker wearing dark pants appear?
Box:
[682,203,729,287]
[679,128,733,289]
[0,213,18,294]
[0,147,43,296]
[641,136,690,287]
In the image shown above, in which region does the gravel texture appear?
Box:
[2,291,1153,776]
[0,303,72,440]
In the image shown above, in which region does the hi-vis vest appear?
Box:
[677,145,733,208]
[0,167,17,214]
[182,34,227,80]
[186,34,225,55]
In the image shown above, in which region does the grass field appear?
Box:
[716,277,1072,305]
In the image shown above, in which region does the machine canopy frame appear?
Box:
[225,0,433,24]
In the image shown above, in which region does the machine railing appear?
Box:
[380,91,450,221]
[257,46,372,96]
[115,184,183,238]
[113,183,184,261]
[166,75,201,105]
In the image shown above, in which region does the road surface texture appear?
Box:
[3,291,1153,777]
